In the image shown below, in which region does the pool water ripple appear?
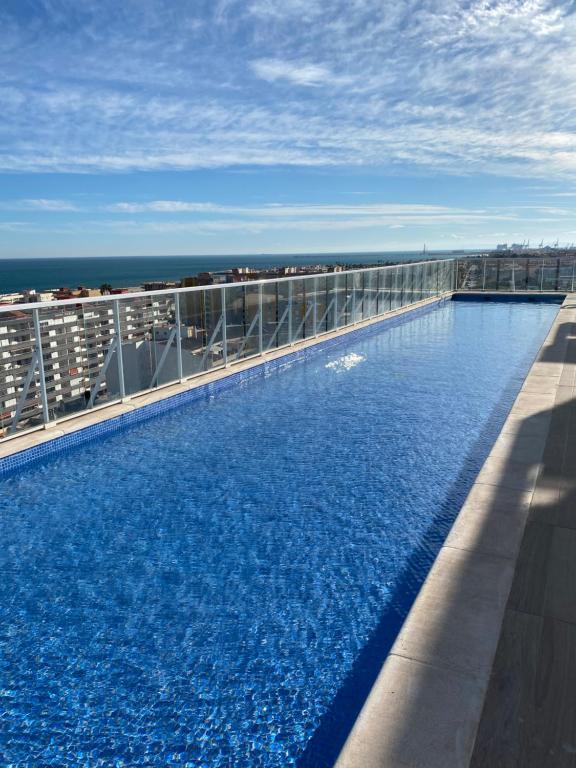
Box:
[0,301,558,767]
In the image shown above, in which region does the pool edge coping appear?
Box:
[335,293,573,768]
[0,293,451,475]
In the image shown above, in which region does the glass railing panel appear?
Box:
[557,260,575,291]
[378,267,393,313]
[351,273,362,322]
[275,281,291,348]
[321,274,339,333]
[290,279,308,343]
[337,274,353,327]
[412,264,424,301]
[261,282,279,350]
[224,284,260,362]
[482,261,499,290]
[116,292,179,395]
[202,287,226,371]
[457,259,479,289]
[391,266,402,309]
[179,288,208,378]
[421,262,430,299]
[0,309,44,437]
[524,259,541,290]
[38,300,120,419]
[541,259,559,290]
[407,263,417,305]
[401,264,413,306]
[329,273,344,328]
[497,261,514,290]
[433,260,442,296]
[363,270,378,318]
[512,260,528,290]
[312,276,327,336]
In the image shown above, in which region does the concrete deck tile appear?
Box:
[513,392,557,416]
[529,362,564,377]
[541,435,568,474]
[336,655,485,768]
[476,456,541,492]
[555,385,576,405]
[521,377,563,395]
[542,527,576,625]
[489,432,546,464]
[0,427,65,457]
[530,494,576,531]
[445,495,528,560]
[559,365,576,388]
[393,547,514,678]
[470,609,543,768]
[59,403,136,434]
[508,521,554,616]
[462,481,533,512]
[477,615,576,768]
[499,411,551,439]
[523,617,576,768]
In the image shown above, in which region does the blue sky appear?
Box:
[2,0,576,257]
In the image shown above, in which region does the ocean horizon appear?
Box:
[0,250,476,295]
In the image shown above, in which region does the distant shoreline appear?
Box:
[0,250,477,295]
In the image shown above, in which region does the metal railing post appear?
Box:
[112,299,126,399]
[174,292,183,381]
[32,308,50,426]
[540,259,544,292]
[221,286,228,366]
[482,259,487,291]
[258,284,264,354]
[572,260,575,292]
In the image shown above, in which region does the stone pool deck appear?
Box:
[337,293,576,768]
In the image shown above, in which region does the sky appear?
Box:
[2,0,576,258]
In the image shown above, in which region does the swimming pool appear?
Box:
[0,300,559,767]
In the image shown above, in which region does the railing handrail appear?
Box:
[0,257,454,314]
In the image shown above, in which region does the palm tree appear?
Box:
[99,283,112,295]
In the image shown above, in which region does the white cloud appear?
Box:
[250,59,336,86]
[1,0,576,179]
[0,199,79,211]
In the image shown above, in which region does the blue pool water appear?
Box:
[0,301,558,767]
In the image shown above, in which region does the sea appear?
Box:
[0,251,474,295]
